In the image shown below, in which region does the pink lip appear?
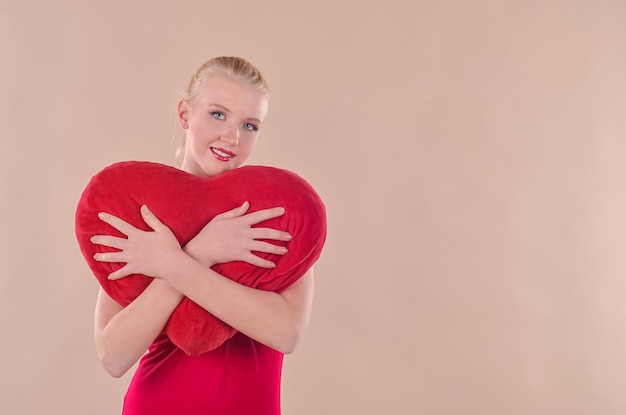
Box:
[210,147,236,162]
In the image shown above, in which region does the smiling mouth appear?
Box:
[210,147,235,161]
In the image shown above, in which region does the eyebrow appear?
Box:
[207,103,263,125]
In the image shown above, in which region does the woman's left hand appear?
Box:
[90,205,183,281]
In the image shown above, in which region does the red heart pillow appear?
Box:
[75,161,327,355]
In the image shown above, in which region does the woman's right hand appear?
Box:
[183,201,292,268]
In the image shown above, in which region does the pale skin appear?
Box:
[92,74,315,378]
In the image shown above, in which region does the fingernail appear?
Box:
[280,247,288,254]
[98,212,105,219]
[286,233,292,241]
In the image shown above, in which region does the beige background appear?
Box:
[1,1,625,414]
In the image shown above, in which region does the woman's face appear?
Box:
[179,74,269,177]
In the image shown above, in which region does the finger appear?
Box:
[249,241,288,255]
[243,253,276,269]
[90,235,128,250]
[93,250,126,263]
[213,201,250,220]
[248,227,292,242]
[140,205,166,231]
[107,264,134,280]
[242,206,286,226]
[98,212,139,236]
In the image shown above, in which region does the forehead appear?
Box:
[195,74,268,119]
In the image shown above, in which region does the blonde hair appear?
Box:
[174,56,270,163]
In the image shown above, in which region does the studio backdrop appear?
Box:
[1,1,625,414]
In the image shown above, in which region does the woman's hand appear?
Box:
[90,205,184,280]
[184,201,292,269]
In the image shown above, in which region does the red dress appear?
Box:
[122,332,284,415]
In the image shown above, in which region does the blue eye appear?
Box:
[211,112,226,120]
[243,122,258,132]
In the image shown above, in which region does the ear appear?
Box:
[177,100,190,129]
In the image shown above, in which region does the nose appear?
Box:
[220,124,239,147]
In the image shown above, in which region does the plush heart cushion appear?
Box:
[75,161,327,355]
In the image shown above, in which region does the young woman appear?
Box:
[91,57,315,415]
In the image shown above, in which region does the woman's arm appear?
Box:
[94,268,313,379]
[92,204,313,376]
[166,203,316,353]
[95,205,314,354]
[164,256,314,354]
[94,280,182,378]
